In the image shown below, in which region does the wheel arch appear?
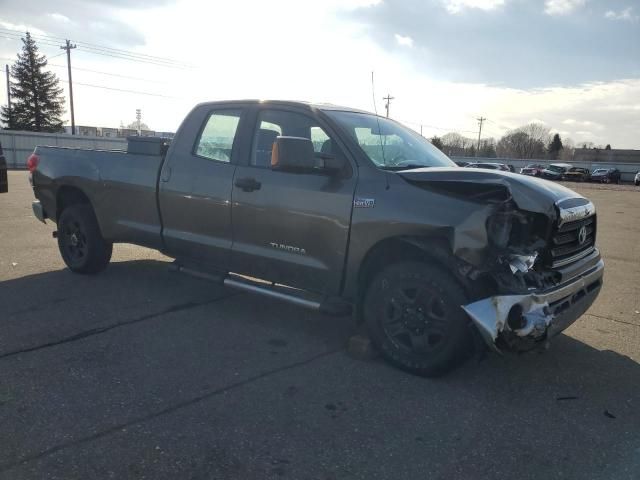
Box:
[354,235,471,322]
[55,185,92,222]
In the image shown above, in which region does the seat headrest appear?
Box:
[257,129,279,150]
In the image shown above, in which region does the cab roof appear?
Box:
[195,99,373,116]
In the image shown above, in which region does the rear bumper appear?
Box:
[32,200,46,223]
[463,257,604,352]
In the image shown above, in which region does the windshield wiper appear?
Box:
[379,164,429,171]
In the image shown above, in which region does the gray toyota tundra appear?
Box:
[29,100,603,376]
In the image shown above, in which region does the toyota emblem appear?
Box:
[578,225,587,245]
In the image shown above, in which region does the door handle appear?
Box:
[234,177,261,192]
[161,166,172,182]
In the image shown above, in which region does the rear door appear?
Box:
[230,106,357,295]
[158,104,250,270]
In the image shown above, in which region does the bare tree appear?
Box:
[496,123,549,159]
[559,137,575,161]
[440,132,476,157]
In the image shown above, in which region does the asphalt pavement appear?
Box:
[1,171,639,479]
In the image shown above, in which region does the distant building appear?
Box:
[63,126,98,136]
[154,131,175,139]
[61,124,175,139]
[118,128,138,138]
[99,127,119,138]
[78,126,98,136]
[574,148,640,165]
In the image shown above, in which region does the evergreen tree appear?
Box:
[547,133,563,160]
[605,144,611,150]
[0,32,65,132]
[430,136,444,151]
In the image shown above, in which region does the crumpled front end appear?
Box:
[397,168,604,352]
[463,255,603,352]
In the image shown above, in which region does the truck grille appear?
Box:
[549,215,596,268]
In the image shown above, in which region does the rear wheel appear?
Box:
[363,262,474,377]
[57,204,112,274]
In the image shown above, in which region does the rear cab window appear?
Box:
[194,110,242,163]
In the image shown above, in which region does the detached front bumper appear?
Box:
[463,256,604,352]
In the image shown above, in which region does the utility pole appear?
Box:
[383,93,394,118]
[476,116,486,156]
[60,40,77,135]
[5,65,11,128]
[136,109,142,135]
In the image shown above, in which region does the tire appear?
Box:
[635,181,639,186]
[57,204,112,274]
[363,261,474,377]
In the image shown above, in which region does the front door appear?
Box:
[230,107,357,295]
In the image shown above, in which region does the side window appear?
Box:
[195,110,242,163]
[310,126,330,153]
[250,109,342,168]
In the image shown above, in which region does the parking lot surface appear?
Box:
[1,171,639,479]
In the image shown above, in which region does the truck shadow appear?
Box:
[1,259,639,478]
[3,258,638,402]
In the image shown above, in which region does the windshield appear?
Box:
[593,169,607,174]
[325,111,455,169]
[549,165,567,173]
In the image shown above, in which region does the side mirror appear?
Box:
[271,136,315,173]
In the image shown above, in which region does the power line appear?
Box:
[50,63,168,84]
[0,33,61,50]
[0,56,169,84]
[61,80,183,99]
[396,118,478,135]
[486,118,513,131]
[0,28,192,69]
[74,47,190,69]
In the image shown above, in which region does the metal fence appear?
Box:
[0,130,126,168]
[452,157,640,183]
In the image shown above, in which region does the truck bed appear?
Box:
[33,145,165,249]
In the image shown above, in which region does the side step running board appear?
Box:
[171,263,351,316]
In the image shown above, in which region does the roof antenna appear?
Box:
[371,71,387,167]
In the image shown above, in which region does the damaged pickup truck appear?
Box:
[29,100,603,376]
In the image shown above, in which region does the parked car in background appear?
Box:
[635,171,639,186]
[454,161,471,167]
[562,167,591,182]
[466,162,510,171]
[520,163,545,177]
[591,168,621,184]
[0,142,7,193]
[541,163,572,181]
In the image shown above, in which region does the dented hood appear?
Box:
[397,167,584,217]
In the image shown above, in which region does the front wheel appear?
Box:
[363,262,474,377]
[57,204,112,274]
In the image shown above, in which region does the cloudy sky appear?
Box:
[1,0,638,147]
